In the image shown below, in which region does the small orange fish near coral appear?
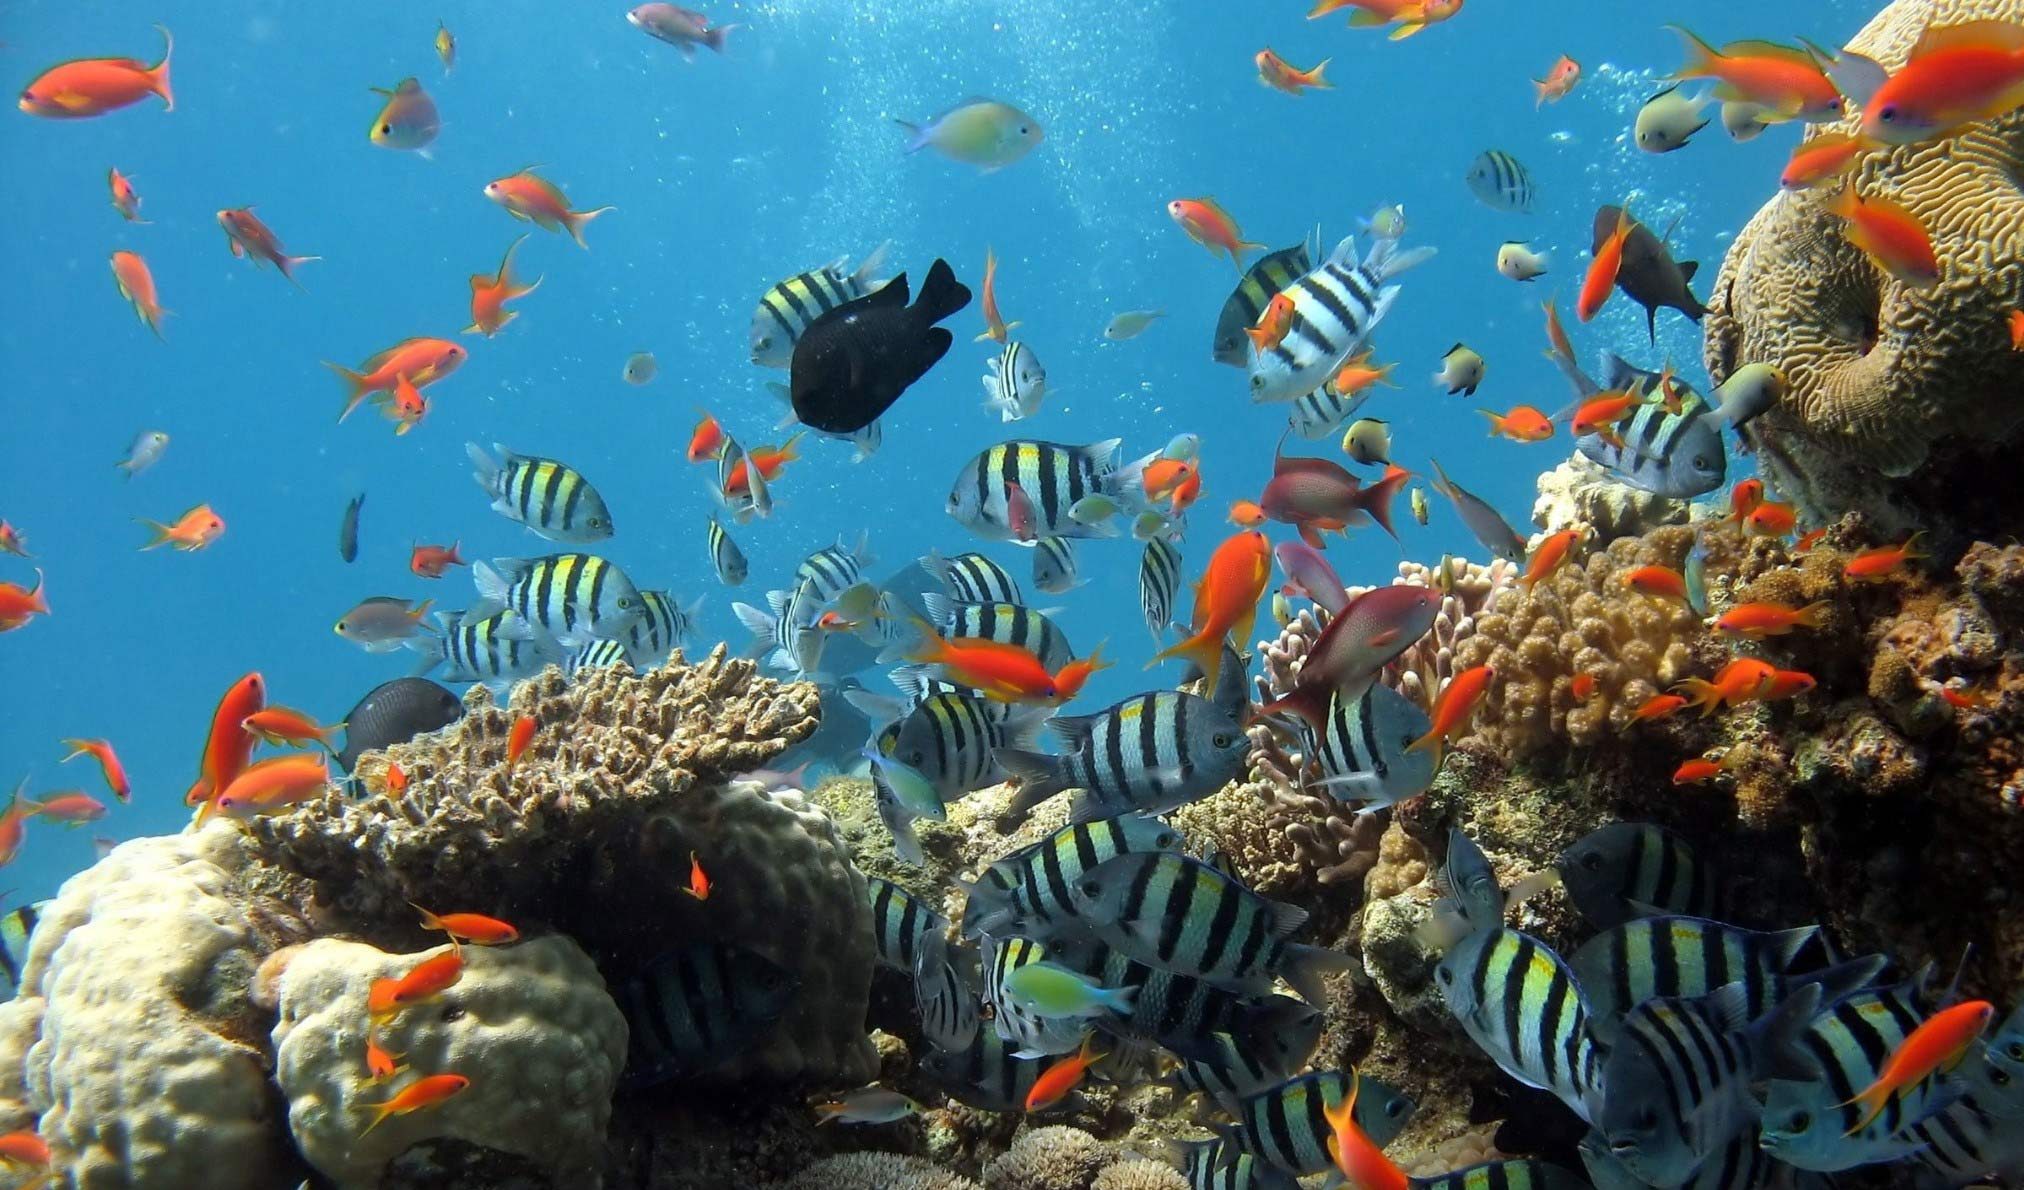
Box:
[1623,565,1689,601]
[368,948,465,1018]
[1479,405,1555,442]
[1939,683,1992,710]
[0,1128,51,1168]
[1408,665,1494,766]
[685,851,711,901]
[365,1031,406,1083]
[1579,205,1633,323]
[242,706,341,748]
[2011,309,2024,351]
[1795,527,1828,552]
[60,738,130,803]
[358,1072,471,1136]
[1726,479,1765,522]
[414,904,519,946]
[1322,1071,1409,1189]
[1672,757,1728,786]
[1758,669,1817,701]
[1844,533,1926,582]
[505,715,536,773]
[1744,501,1798,537]
[1715,601,1828,638]
[1677,658,1781,715]
[1026,1034,1103,1113]
[1633,694,1689,723]
[1838,999,1994,1134]
[385,762,409,795]
[1570,673,1597,702]
[1520,529,1583,589]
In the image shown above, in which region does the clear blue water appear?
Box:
[0,0,1875,898]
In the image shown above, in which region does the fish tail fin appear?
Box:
[1146,631,1224,689]
[1665,24,1721,79]
[1280,943,1355,1008]
[1901,530,1928,563]
[997,748,1070,816]
[705,22,739,52]
[325,361,373,422]
[1477,409,1506,436]
[1797,600,1831,630]
[134,519,171,550]
[1358,464,1411,543]
[1306,58,1333,88]
[912,257,972,325]
[564,206,615,249]
[150,25,174,110]
[280,254,321,288]
[1404,726,1447,769]
[894,119,928,153]
[1674,677,1720,717]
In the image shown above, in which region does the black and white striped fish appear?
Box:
[1556,822,1719,930]
[1305,681,1436,811]
[1571,916,1819,1044]
[922,550,1023,605]
[867,877,945,972]
[1580,1127,1819,1190]
[1139,538,1180,642]
[624,589,699,667]
[1466,149,1536,213]
[1416,1159,1592,1190]
[732,584,828,683]
[1287,380,1373,440]
[466,443,613,543]
[918,1018,1065,1113]
[0,902,45,1000]
[982,340,1048,422]
[706,512,747,587]
[983,935,1088,1059]
[1903,1022,2024,1188]
[1032,536,1081,595]
[1556,352,1727,498]
[1434,927,1605,1123]
[793,533,872,608]
[565,637,631,676]
[1231,1071,1417,1178]
[848,689,1047,804]
[919,593,1074,670]
[1213,241,1312,368]
[715,433,773,524]
[412,607,559,687]
[614,941,799,1087]
[997,685,1248,821]
[913,928,983,1053]
[959,814,1183,942]
[748,241,891,368]
[472,552,643,649]
[1166,1017,1324,1115]
[1048,933,1318,1064]
[946,439,1154,543]
[1247,234,1435,404]
[1167,1137,1301,1190]
[1067,851,1350,1006]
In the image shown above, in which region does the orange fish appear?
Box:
[687,412,727,463]
[1844,533,1926,582]
[410,542,466,579]
[1408,664,1493,766]
[684,851,711,901]
[1227,500,1267,528]
[506,715,536,773]
[1479,405,1555,442]
[1794,527,1828,553]
[0,569,51,634]
[1829,188,1940,288]
[973,247,1021,343]
[898,617,1074,705]
[326,337,467,423]
[1571,389,1644,446]
[384,373,428,436]
[1855,20,2024,146]
[1322,1072,1409,1189]
[1759,669,1817,701]
[1571,673,1598,702]
[1672,757,1728,786]
[1676,657,1780,715]
[24,791,107,825]
[137,503,225,551]
[1166,467,1203,515]
[1521,529,1583,589]
[414,904,519,946]
[0,1128,51,1167]
[1050,645,1111,703]
[2011,309,2024,351]
[209,753,329,821]
[1247,292,1297,353]
[1166,197,1265,270]
[1939,684,1992,710]
[0,785,31,867]
[1328,350,1399,396]
[358,1073,471,1137]
[1142,459,1197,502]
[186,673,265,807]
[1534,55,1581,106]
[242,706,341,749]
[108,167,148,222]
[1145,530,1271,690]
[217,207,319,287]
[365,1032,406,1083]
[1716,601,1828,638]
[60,738,130,803]
[484,169,614,249]
[1840,999,1994,1133]
[1727,479,1766,522]
[1026,1034,1103,1113]
[722,435,803,498]
[465,235,541,337]
[1745,501,1798,537]
[368,948,465,1018]
[1780,132,1871,191]
[1257,47,1333,94]
[1579,205,1633,322]
[110,249,168,339]
[1633,693,1690,722]
[1624,565,1689,601]
[1541,296,1575,363]
[1308,0,1464,40]
[385,762,410,795]
[18,26,173,118]
[0,521,28,558]
[1664,26,1843,123]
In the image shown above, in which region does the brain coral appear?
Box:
[251,647,877,1083]
[1704,0,2024,527]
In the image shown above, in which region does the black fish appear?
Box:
[339,493,364,563]
[335,677,464,773]
[1592,206,1707,342]
[615,942,798,1087]
[789,258,970,434]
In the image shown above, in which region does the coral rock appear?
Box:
[1532,451,1689,544]
[769,1151,983,1190]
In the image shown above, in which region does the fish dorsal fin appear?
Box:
[397,77,422,94]
[1722,40,1821,67]
[1912,19,2024,60]
[864,273,910,308]
[1679,261,1699,282]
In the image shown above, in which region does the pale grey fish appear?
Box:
[1428,457,1525,561]
[115,430,170,479]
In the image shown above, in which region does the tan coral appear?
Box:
[1704,0,2024,522]
[1531,451,1690,544]
[767,1151,982,1190]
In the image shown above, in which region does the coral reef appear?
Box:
[252,648,876,1083]
[1531,451,1690,543]
[266,937,626,1189]
[1703,0,2024,534]
[767,1150,982,1190]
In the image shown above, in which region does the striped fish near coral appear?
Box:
[614,942,799,1087]
[1246,233,1436,404]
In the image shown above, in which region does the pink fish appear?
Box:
[1254,585,1442,731]
[1273,541,1349,615]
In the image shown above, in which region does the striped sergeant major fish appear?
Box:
[0,902,45,999]
[958,813,1183,942]
[1579,1127,1827,1190]
[922,550,1022,606]
[1165,1137,1301,1190]
[1213,241,1312,368]
[1466,149,1536,213]
[1138,537,1180,642]
[472,552,644,649]
[913,928,982,1053]
[748,241,891,368]
[997,679,1250,822]
[982,935,1087,1059]
[884,663,1005,719]
[732,584,829,683]
[1434,927,1607,1124]
[1553,350,1727,498]
[715,434,772,525]
[793,533,872,609]
[466,443,614,543]
[946,439,1156,543]
[1555,822,1719,931]
[847,690,1047,805]
[1593,981,1825,1188]
[1229,1070,1417,1178]
[1164,1015,1325,1115]
[1287,378,1373,440]
[565,637,631,676]
[623,589,700,668]
[1760,973,1960,1171]
[1066,851,1352,1007]
[1046,931,1319,1064]
[866,876,946,972]
[918,594,1074,671]
[411,607,559,687]
[1031,535,1080,595]
[1904,1006,2024,1188]
[1247,233,1435,404]
[614,941,799,1087]
[981,339,1048,422]
[1571,916,1822,1045]
[1305,681,1436,812]
[1414,1159,1592,1190]
[706,512,747,587]
[918,1016,1065,1113]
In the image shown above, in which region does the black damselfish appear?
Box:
[789,258,971,434]
[335,676,464,773]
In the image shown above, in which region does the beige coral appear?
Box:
[768,1151,982,1190]
[981,1126,1183,1190]
[1531,451,1690,545]
[1704,0,2024,519]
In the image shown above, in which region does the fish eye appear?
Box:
[1789,1110,1812,1131]
[1212,733,1234,748]
[2007,1041,2024,1061]
[1878,106,1896,123]
[379,123,392,135]
[1579,852,1604,871]
[1991,1066,2013,1087]
[1435,964,1453,985]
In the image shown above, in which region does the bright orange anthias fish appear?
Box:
[484,169,614,249]
[1664,26,1844,123]
[108,167,148,222]
[506,715,537,773]
[358,1073,471,1136]
[1025,1034,1103,1112]
[1780,132,1871,191]
[325,337,467,423]
[0,1128,51,1168]
[1407,665,1493,767]
[137,503,225,551]
[1480,405,1555,442]
[368,948,465,1018]
[1541,297,1575,363]
[1624,564,1689,601]
[242,706,341,748]
[1329,349,1398,396]
[1759,669,1818,701]
[1673,757,1729,786]
[1677,658,1781,715]
[1520,529,1583,590]
[1308,0,1463,40]
[1578,205,1634,322]
[1142,459,1197,504]
[1844,533,1927,582]
[1146,530,1272,690]
[0,521,29,558]
[684,851,711,901]
[1227,500,1267,528]
[1745,501,1799,537]
[722,435,803,498]
[2011,309,2024,351]
[973,247,1021,343]
[365,1032,406,1083]
[110,249,168,339]
[465,235,541,337]
[1633,693,1689,723]
[414,904,520,946]
[1715,601,1828,638]
[0,570,51,634]
[61,738,130,803]
[1165,467,1203,515]
[1534,54,1581,106]
[19,26,173,118]
[1848,20,2024,146]
[217,208,320,287]
[1256,47,1333,94]
[1247,292,1297,353]
[1323,1073,1409,1189]
[1571,389,1643,446]
[208,753,329,823]
[384,374,429,436]
[1166,196,1264,270]
[411,542,466,578]
[1840,999,1995,1132]
[687,411,727,464]
[186,673,266,807]
[1830,188,1940,288]
[1727,478,1766,522]
[1571,673,1598,702]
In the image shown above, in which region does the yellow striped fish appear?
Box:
[747,242,891,368]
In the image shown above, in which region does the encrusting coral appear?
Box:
[1704,0,2024,531]
[251,647,877,1084]
[1531,450,1690,544]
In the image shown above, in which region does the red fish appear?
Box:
[687,412,727,463]
[410,542,466,579]
[1571,389,1643,445]
[1166,197,1264,269]
[1795,527,1829,552]
[465,235,541,337]
[1727,479,1766,522]
[1780,132,1871,190]
[324,337,467,424]
[1664,26,1843,123]
[0,570,51,634]
[1257,47,1333,94]
[1745,501,1798,537]
[25,792,107,825]
[61,738,130,803]
[722,435,802,498]
[1854,21,2024,145]
[1672,757,1728,786]
[385,763,410,795]
[1542,296,1575,363]
[365,1032,406,1083]
[506,716,536,774]
[110,249,168,339]
[242,706,341,749]
[1623,565,1689,601]
[896,617,1076,705]
[1026,1034,1103,1112]
[209,753,329,821]
[1520,529,1583,590]
[1758,669,1817,701]
[1571,673,1598,702]
[1534,55,1581,106]
[18,26,172,118]
[1328,350,1398,398]
[383,373,429,436]
[684,851,711,901]
[368,948,465,1018]
[414,904,519,946]
[185,673,266,808]
[137,503,224,551]
[1716,601,1828,638]
[1408,664,1494,766]
[108,168,148,222]
[1676,658,1779,715]
[974,247,1021,343]
[1579,205,1633,322]
[1479,405,1555,442]
[1839,999,1994,1133]
[217,208,319,287]
[1633,693,1689,722]
[0,785,31,867]
[0,520,28,558]
[1844,534,1926,582]
[1255,584,1441,731]
[1259,442,1409,549]
[1246,292,1297,353]
[1309,0,1464,41]
[0,1128,50,1168]
[1145,530,1272,690]
[1323,1072,1409,1189]
[358,1073,471,1136]
[1829,188,1940,288]
[484,169,614,249]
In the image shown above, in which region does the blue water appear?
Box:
[0,0,1874,898]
